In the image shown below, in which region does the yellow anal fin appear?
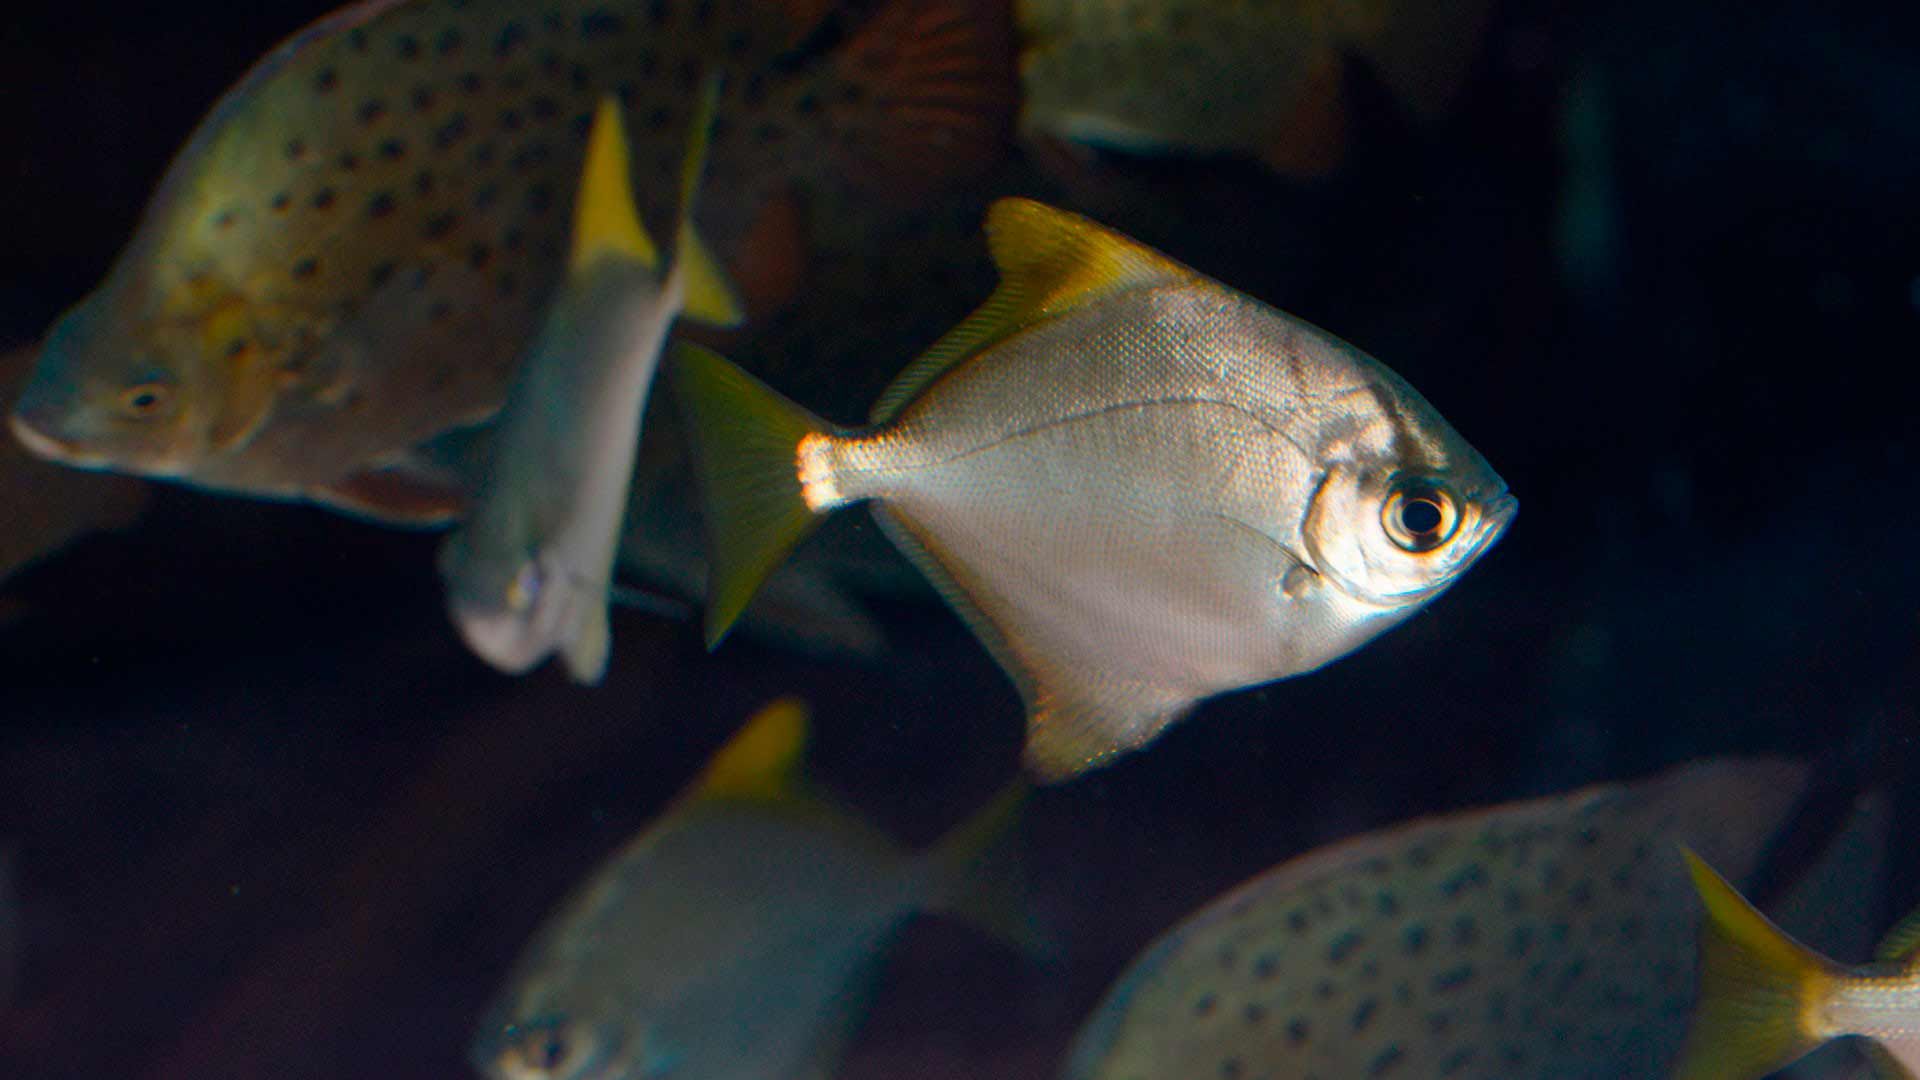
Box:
[1671,846,1837,1080]
[868,197,1200,423]
[693,697,810,802]
[571,97,659,273]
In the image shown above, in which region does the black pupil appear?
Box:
[131,390,159,409]
[537,1034,568,1067]
[1400,497,1443,536]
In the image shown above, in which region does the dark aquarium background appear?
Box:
[2,0,1918,1076]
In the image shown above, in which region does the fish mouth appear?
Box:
[9,408,101,467]
[447,601,556,675]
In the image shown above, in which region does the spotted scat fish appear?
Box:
[438,82,739,683]
[1061,758,1825,1080]
[671,197,1514,781]
[472,698,1028,1080]
[9,0,1015,522]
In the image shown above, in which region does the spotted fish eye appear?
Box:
[499,1017,584,1076]
[1382,480,1460,553]
[117,381,174,419]
[505,562,543,612]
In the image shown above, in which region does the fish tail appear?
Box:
[921,779,1054,961]
[812,0,1019,198]
[668,341,833,648]
[671,73,745,328]
[1671,846,1840,1080]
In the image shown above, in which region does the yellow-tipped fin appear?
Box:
[1876,904,1920,963]
[1671,846,1837,1080]
[668,341,830,647]
[867,197,1201,423]
[669,73,744,328]
[692,697,809,803]
[572,97,659,273]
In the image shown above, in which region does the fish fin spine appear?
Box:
[562,600,612,685]
[1671,846,1839,1080]
[812,0,1018,200]
[869,197,1199,423]
[694,697,810,802]
[572,97,660,273]
[667,342,833,647]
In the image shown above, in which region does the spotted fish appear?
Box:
[471,698,1028,1080]
[9,0,1016,522]
[1062,758,1834,1080]
[1017,0,1494,175]
[670,197,1513,781]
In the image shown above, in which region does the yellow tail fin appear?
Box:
[1671,846,1838,1080]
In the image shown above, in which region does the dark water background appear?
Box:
[2,0,1918,1076]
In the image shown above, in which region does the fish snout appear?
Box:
[8,400,93,466]
[447,600,555,676]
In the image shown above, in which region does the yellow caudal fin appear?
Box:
[669,73,744,328]
[571,96,659,273]
[1670,846,1838,1080]
[691,697,810,803]
[667,342,831,647]
[867,197,1200,423]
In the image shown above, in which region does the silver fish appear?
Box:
[1063,758,1834,1080]
[437,82,739,683]
[671,197,1515,781]
[472,698,1026,1080]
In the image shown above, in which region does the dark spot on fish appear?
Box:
[570,111,593,139]
[1359,958,1381,982]
[314,68,339,94]
[358,99,388,125]
[286,138,309,161]
[1193,994,1216,1018]
[1220,1060,1243,1080]
[1554,957,1588,994]
[495,21,528,59]
[338,151,361,172]
[459,72,486,95]
[271,192,293,213]
[341,387,366,413]
[1253,953,1280,980]
[1367,1045,1404,1076]
[1451,916,1478,947]
[1541,860,1564,889]
[615,79,639,106]
[1439,1048,1476,1075]
[1547,920,1571,944]
[472,142,498,168]
[838,82,866,106]
[212,209,237,230]
[473,184,499,211]
[1619,915,1643,942]
[223,337,249,359]
[1393,980,1413,1006]
[415,170,438,196]
[396,34,421,61]
[1327,931,1362,965]
[348,28,368,52]
[1501,887,1528,913]
[530,95,559,120]
[503,226,525,251]
[1428,1011,1453,1035]
[1575,826,1599,848]
[1314,979,1336,1002]
[412,85,439,112]
[1375,891,1399,917]
[1407,843,1436,869]
[539,51,563,78]
[525,184,554,214]
[1287,909,1308,934]
[370,261,397,289]
[312,188,337,210]
[1440,864,1486,899]
[367,192,396,218]
[1508,924,1534,956]
[291,257,319,280]
[467,243,492,270]
[378,138,407,161]
[643,105,672,132]
[1432,964,1474,992]
[581,9,623,38]
[437,27,464,55]
[795,89,821,115]
[1286,1018,1309,1046]
[424,212,460,239]
[408,265,435,290]
[498,106,524,132]
[724,28,751,56]
[434,114,471,149]
[1242,1001,1266,1025]
[1501,1045,1527,1068]
[1351,997,1377,1032]
[1570,879,1595,907]
[1401,924,1428,955]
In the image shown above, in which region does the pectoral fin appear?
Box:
[562,599,611,685]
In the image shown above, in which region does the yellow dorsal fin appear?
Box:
[1876,904,1920,964]
[691,697,809,802]
[571,96,659,273]
[867,197,1200,424]
[671,73,744,328]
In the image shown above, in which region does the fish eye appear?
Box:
[117,382,173,418]
[1382,481,1460,553]
[501,1018,585,1076]
[506,563,543,612]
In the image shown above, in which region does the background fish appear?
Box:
[439,85,740,684]
[9,0,1016,521]
[1016,0,1494,175]
[0,344,148,589]
[672,197,1513,781]
[1061,758,1865,1080]
[1674,849,1920,1080]
[472,698,1029,1080]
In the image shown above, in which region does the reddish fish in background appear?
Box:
[9,0,1015,522]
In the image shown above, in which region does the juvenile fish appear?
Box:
[1673,849,1920,1080]
[1017,0,1493,175]
[1063,758,1823,1080]
[9,0,1015,521]
[471,698,1027,1080]
[671,197,1514,780]
[438,82,740,684]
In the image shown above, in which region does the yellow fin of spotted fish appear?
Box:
[690,697,811,803]
[868,197,1201,423]
[1670,846,1837,1080]
[670,73,744,328]
[572,97,660,273]
[669,341,830,647]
